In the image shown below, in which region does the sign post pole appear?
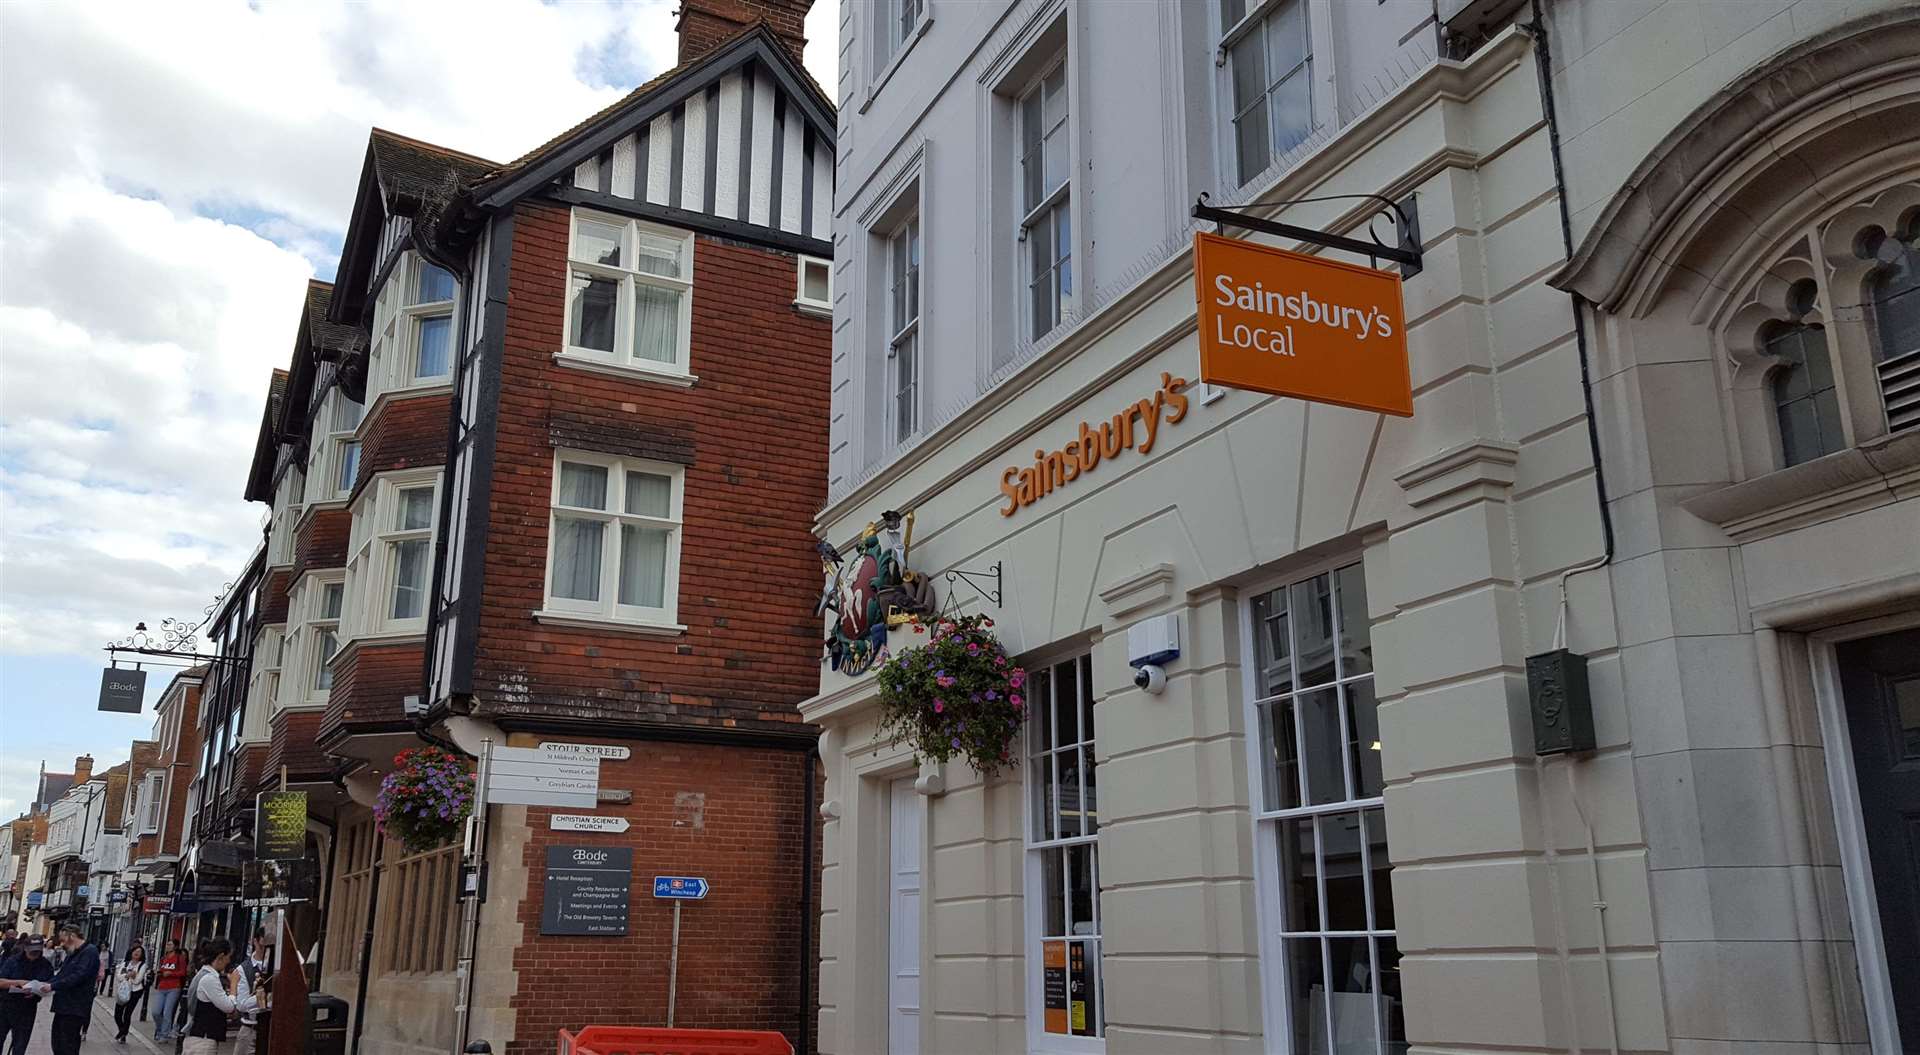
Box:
[666,900,682,1028]
[453,739,493,1055]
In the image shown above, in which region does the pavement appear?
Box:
[18,992,208,1055]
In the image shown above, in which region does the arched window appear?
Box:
[1766,280,1845,467]
[1862,219,1920,432]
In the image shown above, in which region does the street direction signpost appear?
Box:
[539,846,632,936]
[487,746,599,808]
[654,874,711,1026]
[550,814,630,833]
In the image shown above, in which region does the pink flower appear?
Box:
[1008,670,1026,688]
[933,698,945,713]
[1010,694,1023,709]
[967,643,981,655]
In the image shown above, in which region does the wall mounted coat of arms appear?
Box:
[816,509,938,675]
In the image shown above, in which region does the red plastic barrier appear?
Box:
[557,1026,795,1055]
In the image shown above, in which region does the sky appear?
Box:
[0,0,840,822]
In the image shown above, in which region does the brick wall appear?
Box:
[292,506,351,583]
[502,740,817,1055]
[470,201,831,737]
[678,0,812,65]
[265,710,333,783]
[319,639,424,749]
[350,392,451,504]
[159,683,202,859]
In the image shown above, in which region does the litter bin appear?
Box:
[309,994,350,1055]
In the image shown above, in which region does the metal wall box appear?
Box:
[1527,648,1595,755]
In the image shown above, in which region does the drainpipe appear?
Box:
[798,748,816,1055]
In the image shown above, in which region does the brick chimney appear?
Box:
[73,755,94,784]
[676,0,813,68]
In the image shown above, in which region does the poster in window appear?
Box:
[1069,940,1092,1036]
[1043,940,1069,1035]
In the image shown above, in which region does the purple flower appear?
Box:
[951,737,961,748]
[984,690,998,701]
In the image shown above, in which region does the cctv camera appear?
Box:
[1133,664,1166,695]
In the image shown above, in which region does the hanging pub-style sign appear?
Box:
[1193,231,1413,417]
[97,667,147,713]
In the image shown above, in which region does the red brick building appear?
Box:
[232,5,834,1053]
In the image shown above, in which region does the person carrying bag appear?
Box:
[181,940,252,1055]
[112,946,149,1044]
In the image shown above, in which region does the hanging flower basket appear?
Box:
[875,614,1029,775]
[374,746,474,854]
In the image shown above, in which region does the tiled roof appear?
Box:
[304,280,360,353]
[368,127,497,206]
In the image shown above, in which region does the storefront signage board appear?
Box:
[142,896,171,913]
[540,845,631,936]
[1193,232,1412,417]
[98,667,146,713]
[255,790,308,861]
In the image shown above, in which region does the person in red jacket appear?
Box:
[148,942,189,1044]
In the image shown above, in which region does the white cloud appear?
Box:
[0,0,841,669]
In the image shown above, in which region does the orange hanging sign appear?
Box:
[1193,232,1413,417]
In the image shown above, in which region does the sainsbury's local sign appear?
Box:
[1194,232,1412,417]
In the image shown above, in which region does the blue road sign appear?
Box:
[652,875,709,900]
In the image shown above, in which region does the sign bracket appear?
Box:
[1193,192,1423,278]
[943,561,1003,609]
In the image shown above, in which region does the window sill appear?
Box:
[1681,428,1920,543]
[858,14,934,115]
[533,610,688,637]
[343,628,428,647]
[794,300,832,319]
[554,352,699,389]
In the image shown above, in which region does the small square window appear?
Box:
[797,256,832,311]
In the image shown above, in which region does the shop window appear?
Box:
[378,838,460,975]
[887,216,922,446]
[1026,652,1104,1045]
[327,818,377,977]
[561,210,695,382]
[541,450,684,629]
[1220,0,1314,186]
[1246,563,1404,1054]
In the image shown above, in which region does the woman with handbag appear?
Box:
[112,945,149,1043]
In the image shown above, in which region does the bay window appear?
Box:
[1026,652,1104,1046]
[344,470,441,641]
[310,578,344,696]
[1245,562,1404,1054]
[369,253,458,400]
[540,451,684,629]
[308,388,364,503]
[562,210,695,380]
[1020,57,1072,340]
[1220,0,1314,186]
[888,217,921,445]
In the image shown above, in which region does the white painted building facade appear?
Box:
[808,1,1920,1054]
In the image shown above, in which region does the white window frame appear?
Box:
[303,574,346,703]
[247,624,284,732]
[137,772,164,836]
[307,388,364,504]
[267,467,305,567]
[559,209,697,386]
[796,255,833,316]
[887,217,922,447]
[1214,0,1329,190]
[1239,558,1402,1055]
[871,0,929,91]
[369,253,459,403]
[1023,652,1104,1053]
[1017,54,1073,341]
[344,469,441,643]
[536,450,686,632]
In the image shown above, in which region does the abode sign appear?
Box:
[1193,232,1412,417]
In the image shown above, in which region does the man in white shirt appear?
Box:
[231,930,272,1055]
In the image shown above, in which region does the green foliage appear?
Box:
[874,614,1030,775]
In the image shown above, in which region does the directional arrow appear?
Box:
[652,875,709,900]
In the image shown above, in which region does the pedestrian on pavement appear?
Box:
[0,931,16,959]
[182,939,252,1055]
[231,929,272,1055]
[43,924,101,1055]
[113,944,149,1043]
[150,940,188,1044]
[133,942,151,1023]
[0,936,54,1055]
